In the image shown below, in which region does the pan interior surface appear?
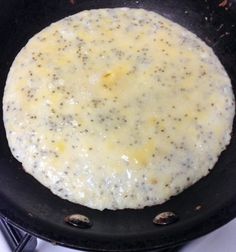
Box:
[0,0,236,251]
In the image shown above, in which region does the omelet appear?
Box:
[3,8,235,210]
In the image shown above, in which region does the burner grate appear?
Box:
[0,218,37,252]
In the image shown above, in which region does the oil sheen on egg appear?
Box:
[3,8,235,210]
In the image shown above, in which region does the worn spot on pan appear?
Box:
[69,0,76,5]
[218,0,232,10]
[153,212,179,226]
[195,205,203,211]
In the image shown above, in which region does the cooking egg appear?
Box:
[3,8,235,210]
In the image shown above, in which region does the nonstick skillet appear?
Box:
[0,0,236,251]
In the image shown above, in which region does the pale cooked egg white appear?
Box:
[3,8,235,210]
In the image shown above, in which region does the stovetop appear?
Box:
[0,218,236,252]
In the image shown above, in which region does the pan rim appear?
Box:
[1,195,236,251]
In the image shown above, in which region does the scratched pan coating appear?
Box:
[0,0,236,251]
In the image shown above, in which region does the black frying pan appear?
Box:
[0,0,236,251]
